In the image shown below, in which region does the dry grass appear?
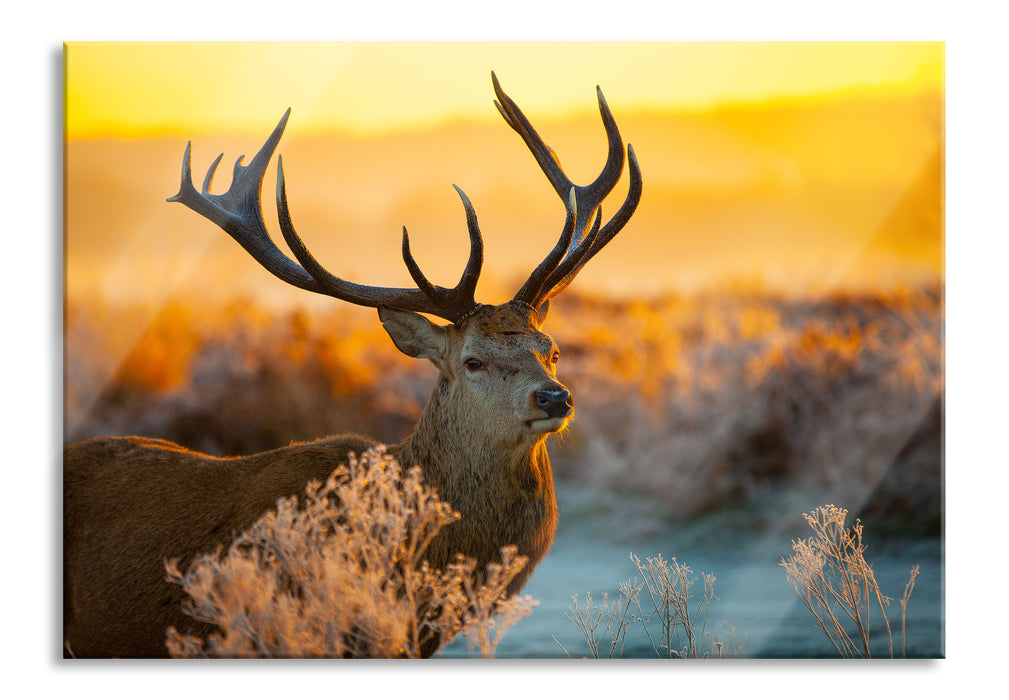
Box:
[164,447,536,658]
[557,553,742,659]
[780,504,919,658]
[547,285,942,531]
[62,288,941,658]
[561,502,918,659]
[65,283,943,533]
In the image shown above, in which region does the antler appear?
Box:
[168,77,640,323]
[494,72,642,307]
[167,109,484,323]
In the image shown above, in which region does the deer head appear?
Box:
[167,71,641,453]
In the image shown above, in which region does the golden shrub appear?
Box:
[165,448,536,658]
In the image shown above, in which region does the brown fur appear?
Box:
[63,300,566,658]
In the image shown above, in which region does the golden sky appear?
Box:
[65,42,942,139]
[64,41,943,310]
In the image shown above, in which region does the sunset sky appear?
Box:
[66,42,941,138]
[63,41,943,310]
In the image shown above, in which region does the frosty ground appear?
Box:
[444,484,943,659]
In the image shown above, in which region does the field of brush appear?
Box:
[64,283,943,657]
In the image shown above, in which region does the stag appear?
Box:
[63,73,641,658]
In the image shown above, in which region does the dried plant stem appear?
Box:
[561,552,736,659]
[781,504,918,658]
[901,564,920,658]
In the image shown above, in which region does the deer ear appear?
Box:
[378,306,448,363]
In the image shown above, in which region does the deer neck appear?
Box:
[390,376,558,575]
[395,377,555,500]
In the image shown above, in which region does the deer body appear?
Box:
[64,434,378,658]
[63,74,641,658]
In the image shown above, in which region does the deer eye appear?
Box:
[464,357,484,372]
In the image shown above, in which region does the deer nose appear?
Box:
[535,389,573,418]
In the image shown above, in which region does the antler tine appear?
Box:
[496,73,642,308]
[398,185,484,318]
[514,188,577,304]
[168,109,322,293]
[401,225,440,300]
[538,144,643,302]
[492,71,625,240]
[448,184,485,306]
[538,206,604,300]
[275,156,418,310]
[276,160,485,323]
[170,109,486,324]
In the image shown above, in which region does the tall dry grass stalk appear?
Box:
[781,504,918,658]
[900,564,920,658]
[558,553,740,659]
[164,448,536,658]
